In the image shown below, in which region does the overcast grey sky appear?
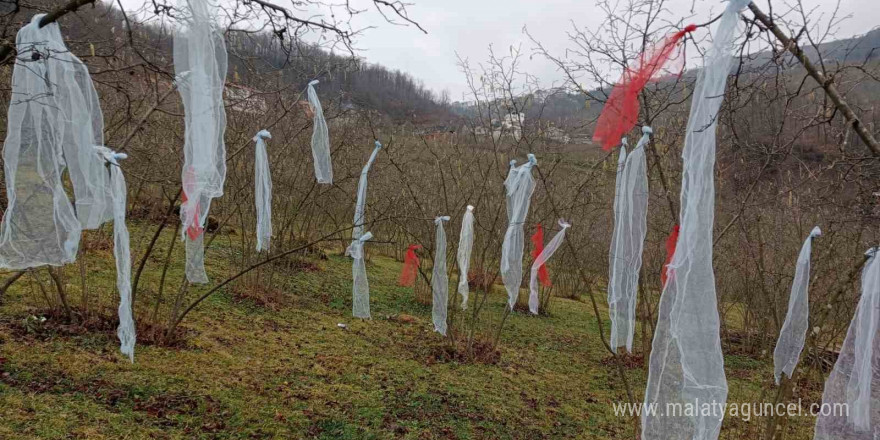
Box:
[117,0,877,99]
[342,0,877,100]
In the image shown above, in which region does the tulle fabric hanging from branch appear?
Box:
[432,216,451,335]
[253,130,272,252]
[95,147,137,362]
[773,226,821,384]
[346,141,382,319]
[593,24,696,150]
[530,224,551,287]
[814,247,880,439]
[661,224,680,287]
[457,205,475,310]
[352,141,382,241]
[33,14,112,232]
[174,0,228,283]
[17,13,138,359]
[642,2,749,439]
[608,127,651,353]
[0,15,86,269]
[399,244,421,287]
[347,232,373,319]
[307,80,333,183]
[501,154,538,310]
[529,220,570,315]
[607,138,628,319]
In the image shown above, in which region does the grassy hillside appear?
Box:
[0,223,820,439]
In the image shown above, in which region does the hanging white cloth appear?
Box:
[607,137,628,310]
[0,14,87,269]
[174,0,228,283]
[432,216,451,335]
[608,128,651,353]
[253,130,272,252]
[501,154,538,310]
[184,231,209,284]
[17,14,113,232]
[352,141,382,240]
[457,205,475,310]
[345,141,382,318]
[814,247,880,439]
[506,160,517,220]
[307,80,333,183]
[34,14,112,232]
[95,147,136,362]
[529,220,571,315]
[642,2,749,439]
[346,232,373,319]
[773,226,821,384]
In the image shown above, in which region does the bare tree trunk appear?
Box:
[47,267,72,321]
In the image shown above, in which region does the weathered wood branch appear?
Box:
[0,0,98,63]
[748,2,880,158]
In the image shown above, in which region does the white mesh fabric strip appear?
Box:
[501,154,538,310]
[174,0,227,282]
[15,14,113,231]
[95,147,136,361]
[432,216,451,335]
[609,128,651,352]
[347,232,373,319]
[814,247,880,439]
[345,141,382,319]
[185,230,209,284]
[353,141,382,240]
[430,216,452,334]
[529,220,570,315]
[607,139,628,331]
[457,205,475,310]
[307,80,333,183]
[0,15,83,268]
[41,17,112,231]
[253,130,272,252]
[642,2,749,438]
[773,226,821,384]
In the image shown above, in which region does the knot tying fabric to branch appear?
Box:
[253,129,272,142]
[94,146,128,166]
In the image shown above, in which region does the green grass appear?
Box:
[0,224,819,439]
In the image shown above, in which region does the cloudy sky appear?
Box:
[342,0,877,100]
